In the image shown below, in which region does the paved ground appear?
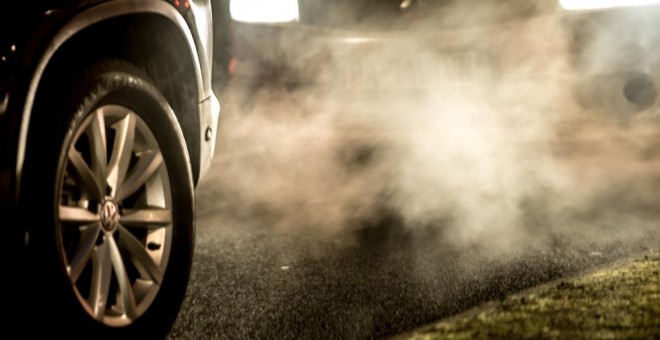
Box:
[169,187,659,339]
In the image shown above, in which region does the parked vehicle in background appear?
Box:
[1,0,219,337]
[214,0,660,120]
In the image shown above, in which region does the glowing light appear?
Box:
[228,57,238,74]
[560,0,660,11]
[230,0,299,23]
[342,37,379,45]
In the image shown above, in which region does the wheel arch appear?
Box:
[18,1,204,204]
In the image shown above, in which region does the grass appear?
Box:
[404,250,660,339]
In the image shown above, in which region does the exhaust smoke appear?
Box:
[203,1,660,261]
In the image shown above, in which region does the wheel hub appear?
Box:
[100,200,119,232]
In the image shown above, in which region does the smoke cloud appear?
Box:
[201,1,660,259]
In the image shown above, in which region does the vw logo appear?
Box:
[100,200,119,231]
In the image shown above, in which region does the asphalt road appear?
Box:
[168,85,660,339]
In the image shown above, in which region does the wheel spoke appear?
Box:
[88,109,108,192]
[108,113,136,196]
[59,206,99,224]
[67,148,103,200]
[120,208,172,228]
[115,150,163,202]
[68,223,101,282]
[108,234,138,320]
[118,225,163,285]
[88,240,112,321]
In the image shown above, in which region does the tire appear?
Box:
[21,59,195,338]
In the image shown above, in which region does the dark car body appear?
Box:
[1,0,219,244]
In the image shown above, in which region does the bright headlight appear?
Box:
[560,0,660,11]
[229,0,299,23]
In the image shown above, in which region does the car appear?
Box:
[215,0,660,122]
[1,0,219,337]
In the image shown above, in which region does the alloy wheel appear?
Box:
[57,104,172,327]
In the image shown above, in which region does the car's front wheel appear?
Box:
[22,60,194,338]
